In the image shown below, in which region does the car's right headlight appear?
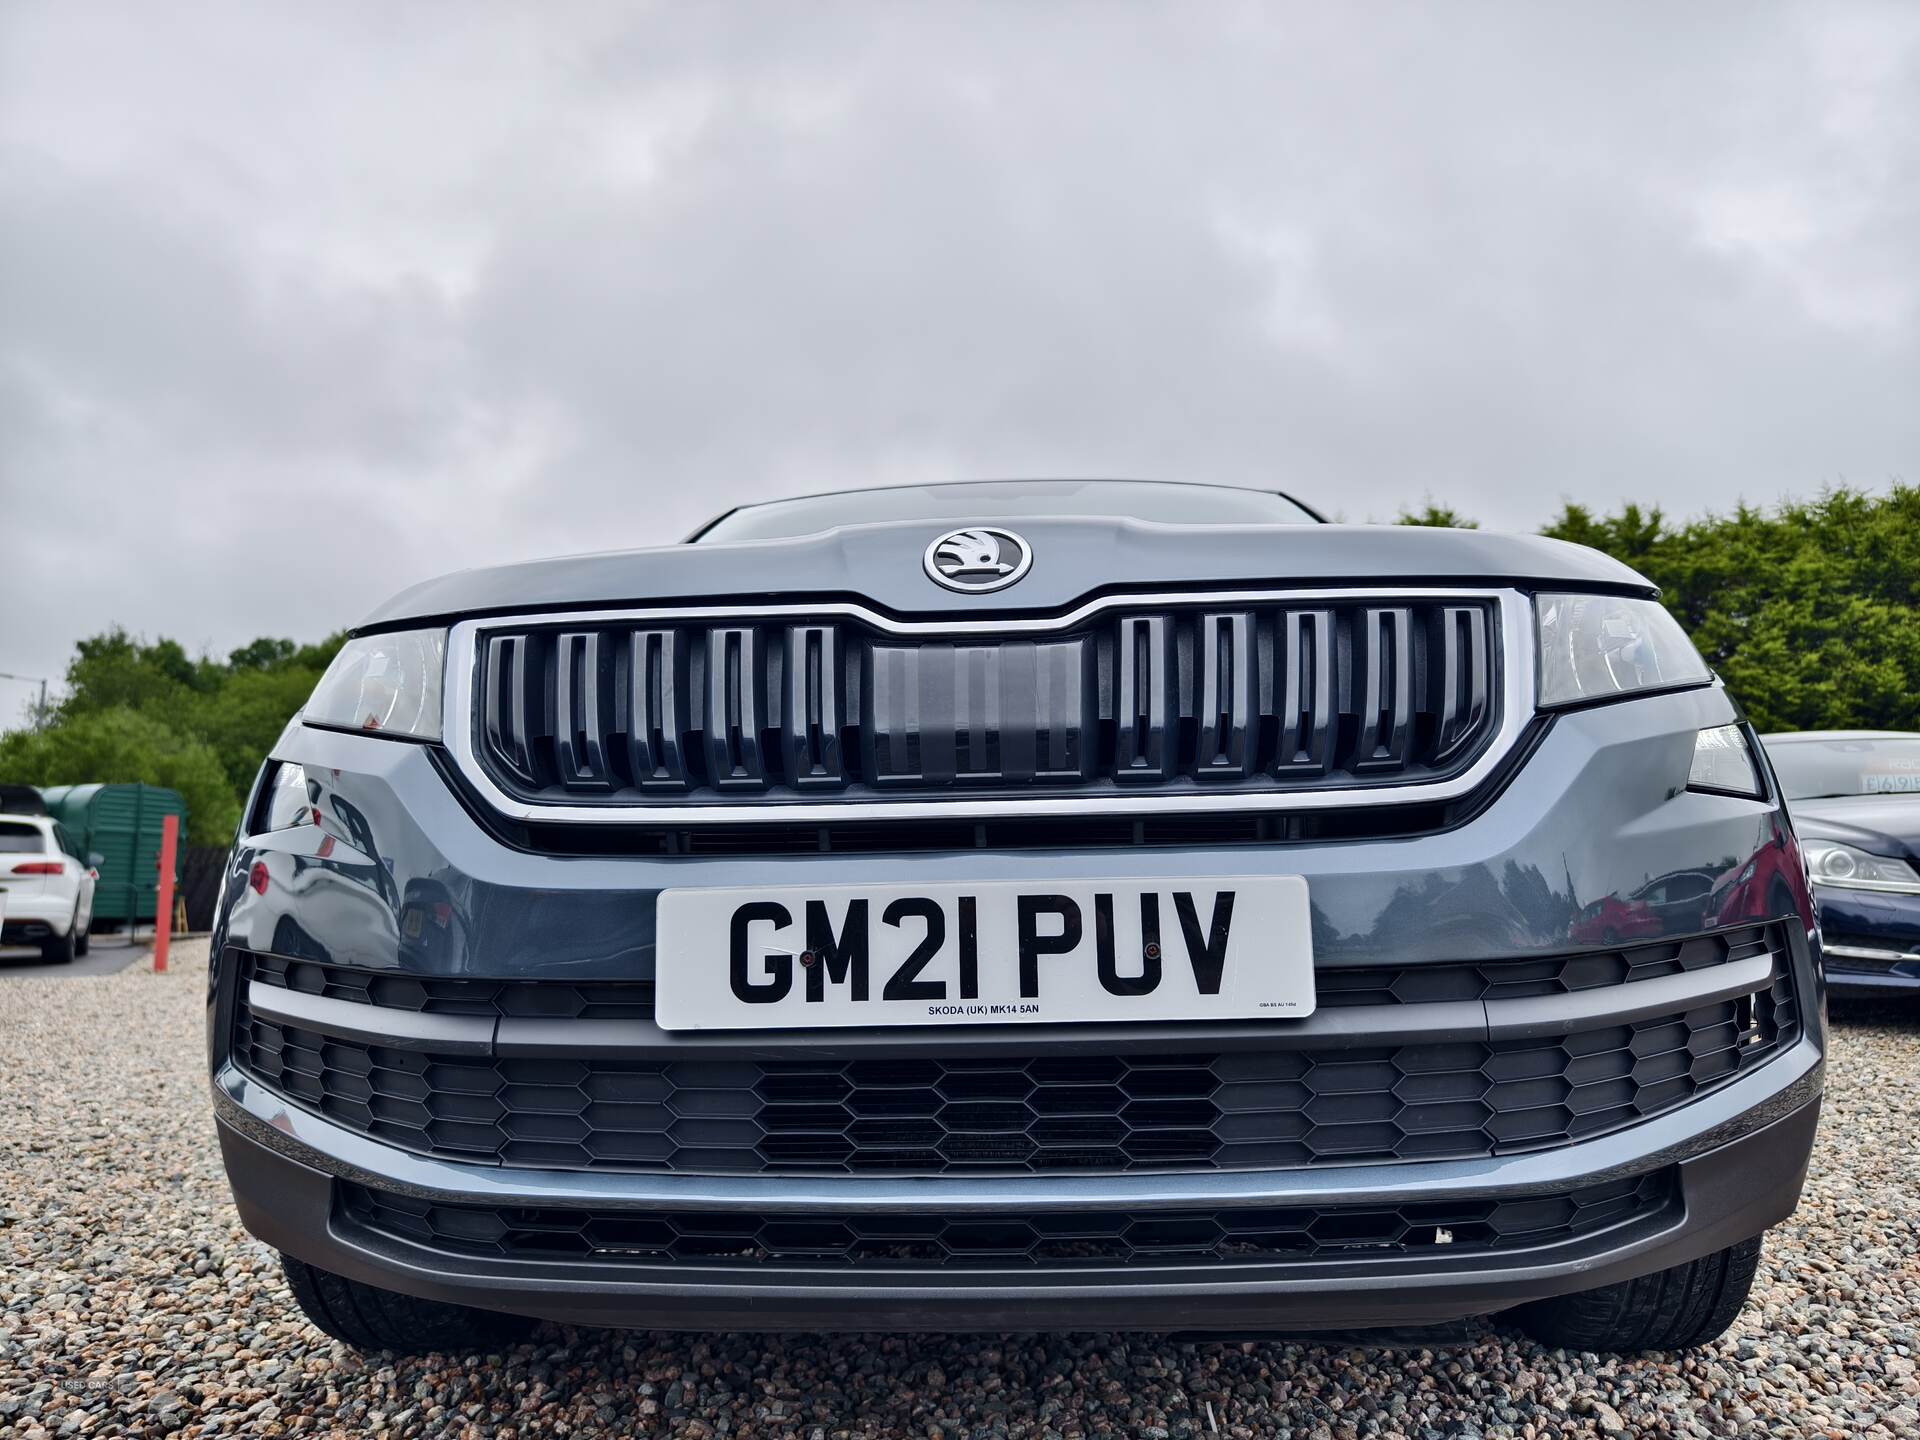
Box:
[1534,594,1711,709]
[304,629,447,741]
[1801,840,1920,894]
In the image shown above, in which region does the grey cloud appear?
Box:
[2,2,1916,719]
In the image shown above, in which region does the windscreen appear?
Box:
[696,480,1320,542]
[1765,735,1920,799]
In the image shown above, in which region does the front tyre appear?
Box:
[1510,1234,1763,1353]
[280,1254,536,1354]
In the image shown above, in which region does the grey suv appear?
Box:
[209,480,1822,1355]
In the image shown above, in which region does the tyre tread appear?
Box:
[1511,1235,1763,1354]
[280,1254,534,1354]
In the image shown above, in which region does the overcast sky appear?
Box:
[3,4,1917,721]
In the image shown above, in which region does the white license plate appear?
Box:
[654,876,1314,1032]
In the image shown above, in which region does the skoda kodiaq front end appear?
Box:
[209,480,1822,1355]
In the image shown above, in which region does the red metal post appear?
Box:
[153,812,178,974]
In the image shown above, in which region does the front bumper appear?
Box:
[1817,885,1920,998]
[215,1052,1820,1331]
[209,682,1826,1330]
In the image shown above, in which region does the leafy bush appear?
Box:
[0,708,236,840]
[0,630,345,840]
[1395,500,1479,528]
[1541,485,1919,732]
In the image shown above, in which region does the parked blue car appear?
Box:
[1764,731,1920,997]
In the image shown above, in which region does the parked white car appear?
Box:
[0,814,97,962]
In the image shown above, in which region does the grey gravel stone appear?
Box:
[2,941,1916,1438]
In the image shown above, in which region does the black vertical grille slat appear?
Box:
[482,634,545,786]
[1431,605,1491,764]
[1114,616,1173,780]
[783,625,846,789]
[865,644,926,785]
[1351,607,1415,773]
[552,632,617,790]
[1032,639,1091,781]
[955,644,1003,780]
[1192,613,1254,779]
[1273,609,1334,776]
[628,629,692,792]
[473,597,1501,806]
[705,627,769,789]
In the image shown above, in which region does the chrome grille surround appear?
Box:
[439,588,1533,825]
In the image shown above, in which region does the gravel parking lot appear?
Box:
[3,940,1917,1440]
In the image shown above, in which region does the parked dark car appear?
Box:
[1763,730,1920,997]
[208,479,1823,1356]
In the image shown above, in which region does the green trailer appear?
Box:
[37,782,187,928]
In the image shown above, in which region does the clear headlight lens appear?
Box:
[1535,594,1711,709]
[1688,724,1765,799]
[1801,841,1920,894]
[305,629,446,740]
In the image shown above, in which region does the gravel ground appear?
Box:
[3,940,1917,1440]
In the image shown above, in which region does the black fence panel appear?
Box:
[179,844,228,931]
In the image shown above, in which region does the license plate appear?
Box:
[654,876,1314,1031]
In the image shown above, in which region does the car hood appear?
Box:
[1790,795,1920,864]
[359,519,1654,628]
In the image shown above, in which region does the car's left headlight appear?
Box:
[304,629,447,741]
[1801,841,1920,895]
[1535,593,1711,709]
[1688,723,1765,799]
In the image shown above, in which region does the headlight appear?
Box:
[1801,841,1920,894]
[304,629,446,741]
[1688,724,1765,799]
[1535,594,1711,709]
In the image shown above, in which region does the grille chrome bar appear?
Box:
[441,588,1532,825]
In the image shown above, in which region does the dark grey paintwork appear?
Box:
[358,520,1654,630]
[210,497,1821,1333]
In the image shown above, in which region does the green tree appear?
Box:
[0,708,239,838]
[0,628,347,840]
[1396,500,1479,528]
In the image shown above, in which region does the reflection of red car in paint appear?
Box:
[1571,894,1659,946]
[1571,869,1720,945]
[1707,841,1802,927]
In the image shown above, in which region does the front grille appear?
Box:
[229,926,1798,1177]
[341,1170,1676,1269]
[469,597,1500,809]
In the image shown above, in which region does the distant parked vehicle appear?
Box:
[0,812,98,962]
[1763,730,1920,998]
[0,783,49,816]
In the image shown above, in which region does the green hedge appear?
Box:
[1538,486,1919,732]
